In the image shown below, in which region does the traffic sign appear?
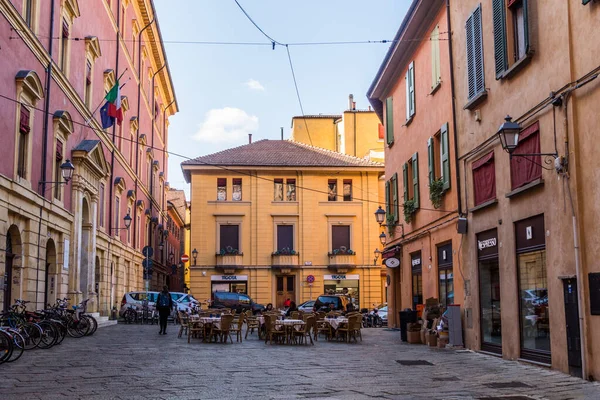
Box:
[142,258,153,269]
[142,246,154,258]
[306,275,315,283]
[181,254,189,263]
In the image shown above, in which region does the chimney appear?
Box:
[352,101,356,110]
[368,105,372,111]
[280,127,284,140]
[348,94,354,110]
[248,134,252,144]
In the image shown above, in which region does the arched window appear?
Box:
[52,110,74,200]
[15,70,44,183]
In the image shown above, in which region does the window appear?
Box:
[406,61,415,120]
[276,225,294,252]
[126,207,131,243]
[136,215,141,248]
[343,180,352,202]
[385,97,394,146]
[411,252,423,310]
[114,196,120,236]
[147,157,152,192]
[402,153,420,208]
[217,178,226,201]
[59,18,70,72]
[120,4,126,37]
[331,225,350,252]
[466,4,485,100]
[431,25,441,89]
[328,179,337,201]
[131,23,138,67]
[472,151,496,206]
[23,0,37,30]
[219,225,239,253]
[510,121,541,190]
[84,59,92,107]
[53,139,64,200]
[438,243,454,308]
[232,178,242,201]
[17,106,31,179]
[273,179,283,201]
[286,179,296,201]
[99,183,105,227]
[493,0,531,79]
[385,173,399,223]
[427,123,450,190]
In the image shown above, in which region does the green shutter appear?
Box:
[405,69,410,120]
[409,62,415,117]
[412,152,419,209]
[492,0,508,79]
[523,0,530,54]
[385,97,394,146]
[441,123,450,191]
[427,137,434,185]
[583,0,592,4]
[385,180,390,219]
[402,163,408,203]
[392,173,399,223]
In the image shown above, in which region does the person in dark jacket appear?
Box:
[156,286,173,335]
[285,301,298,317]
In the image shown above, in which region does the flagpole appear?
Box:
[85,68,129,125]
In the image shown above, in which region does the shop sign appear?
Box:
[211,275,248,281]
[324,274,359,281]
[385,257,400,268]
[411,258,421,267]
[477,238,497,250]
[477,228,499,259]
[411,251,422,272]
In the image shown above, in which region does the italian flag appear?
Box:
[105,80,123,125]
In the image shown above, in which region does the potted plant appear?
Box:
[403,199,417,223]
[429,178,444,209]
[386,213,396,237]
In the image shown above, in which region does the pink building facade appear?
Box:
[0,0,178,315]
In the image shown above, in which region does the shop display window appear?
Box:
[518,250,549,353]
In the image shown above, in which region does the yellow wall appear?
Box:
[291,117,338,151]
[341,111,384,161]
[187,167,385,309]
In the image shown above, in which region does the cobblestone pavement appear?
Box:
[1,324,599,400]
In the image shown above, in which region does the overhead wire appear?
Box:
[0,92,451,213]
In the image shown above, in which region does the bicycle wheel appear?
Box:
[0,330,13,364]
[51,320,67,345]
[37,321,58,349]
[73,316,91,337]
[66,317,85,338]
[6,329,24,362]
[20,323,42,350]
[84,315,97,336]
[124,309,136,324]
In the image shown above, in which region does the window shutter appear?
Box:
[405,69,410,120]
[385,97,394,145]
[392,173,399,223]
[385,180,390,218]
[412,152,420,209]
[523,0,530,54]
[473,5,485,95]
[441,123,450,190]
[492,0,508,79]
[409,62,415,117]
[217,178,226,186]
[431,26,440,88]
[86,60,92,85]
[62,19,69,38]
[427,137,434,185]
[20,106,30,134]
[465,14,476,99]
[402,163,408,203]
[56,139,63,161]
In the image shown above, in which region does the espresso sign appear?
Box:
[478,238,497,250]
[477,229,498,259]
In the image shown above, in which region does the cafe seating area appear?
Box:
[181,309,364,345]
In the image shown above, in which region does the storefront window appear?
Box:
[411,252,422,310]
[479,259,501,347]
[324,274,359,307]
[439,269,454,308]
[519,250,549,353]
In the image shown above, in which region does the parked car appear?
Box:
[298,300,315,312]
[378,306,388,326]
[211,291,265,314]
[172,293,200,314]
[119,291,159,317]
[313,294,350,312]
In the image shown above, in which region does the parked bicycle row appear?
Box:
[0,298,97,364]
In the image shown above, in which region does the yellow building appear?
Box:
[291,96,384,163]
[182,139,385,309]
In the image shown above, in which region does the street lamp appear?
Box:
[192,248,198,265]
[169,250,174,264]
[111,213,132,232]
[373,248,381,265]
[38,159,75,190]
[379,232,387,246]
[497,115,558,159]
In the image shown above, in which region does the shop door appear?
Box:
[276,276,295,308]
[563,279,582,378]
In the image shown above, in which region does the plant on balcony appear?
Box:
[219,246,239,255]
[429,178,444,209]
[331,246,355,255]
[403,199,417,224]
[386,213,396,237]
[272,247,297,256]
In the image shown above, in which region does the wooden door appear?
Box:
[276,276,295,308]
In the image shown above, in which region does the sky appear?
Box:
[153,0,411,197]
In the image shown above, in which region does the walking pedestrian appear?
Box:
[157,285,173,335]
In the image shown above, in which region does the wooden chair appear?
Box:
[177,311,189,338]
[263,314,285,345]
[209,314,234,343]
[336,315,360,343]
[315,317,331,341]
[230,312,245,342]
[349,314,362,342]
[245,312,261,339]
[294,316,315,345]
[187,316,204,343]
[290,311,299,320]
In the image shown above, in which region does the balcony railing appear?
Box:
[271,253,300,266]
[328,253,356,266]
[215,254,244,266]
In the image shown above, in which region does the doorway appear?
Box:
[563,278,582,378]
[45,239,57,308]
[3,234,14,312]
[3,226,22,313]
[276,275,295,309]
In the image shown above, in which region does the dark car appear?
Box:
[313,295,350,312]
[211,291,265,314]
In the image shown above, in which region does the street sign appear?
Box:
[181,254,189,263]
[306,275,315,283]
[142,246,154,258]
[142,258,153,269]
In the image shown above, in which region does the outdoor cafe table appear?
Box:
[275,319,305,344]
[189,316,221,341]
[324,317,348,330]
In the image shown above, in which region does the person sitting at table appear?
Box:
[344,302,354,315]
[265,303,274,312]
[285,301,298,317]
[284,298,291,308]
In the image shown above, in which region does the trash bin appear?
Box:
[399,309,417,342]
[111,307,118,321]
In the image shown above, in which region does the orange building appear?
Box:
[368,0,461,328]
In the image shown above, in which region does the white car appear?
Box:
[378,306,388,326]
[298,300,315,313]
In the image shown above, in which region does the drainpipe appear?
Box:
[162,99,175,176]
[133,14,155,253]
[34,0,56,308]
[446,0,462,216]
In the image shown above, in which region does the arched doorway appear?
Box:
[45,239,57,308]
[80,198,91,300]
[3,226,23,312]
[110,261,115,311]
[95,256,102,314]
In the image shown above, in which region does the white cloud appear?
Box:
[244,78,265,91]
[193,107,259,144]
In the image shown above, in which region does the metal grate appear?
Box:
[484,381,531,389]
[396,360,434,366]
[478,396,535,400]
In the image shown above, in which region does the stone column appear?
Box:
[69,182,84,304]
[88,194,99,312]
